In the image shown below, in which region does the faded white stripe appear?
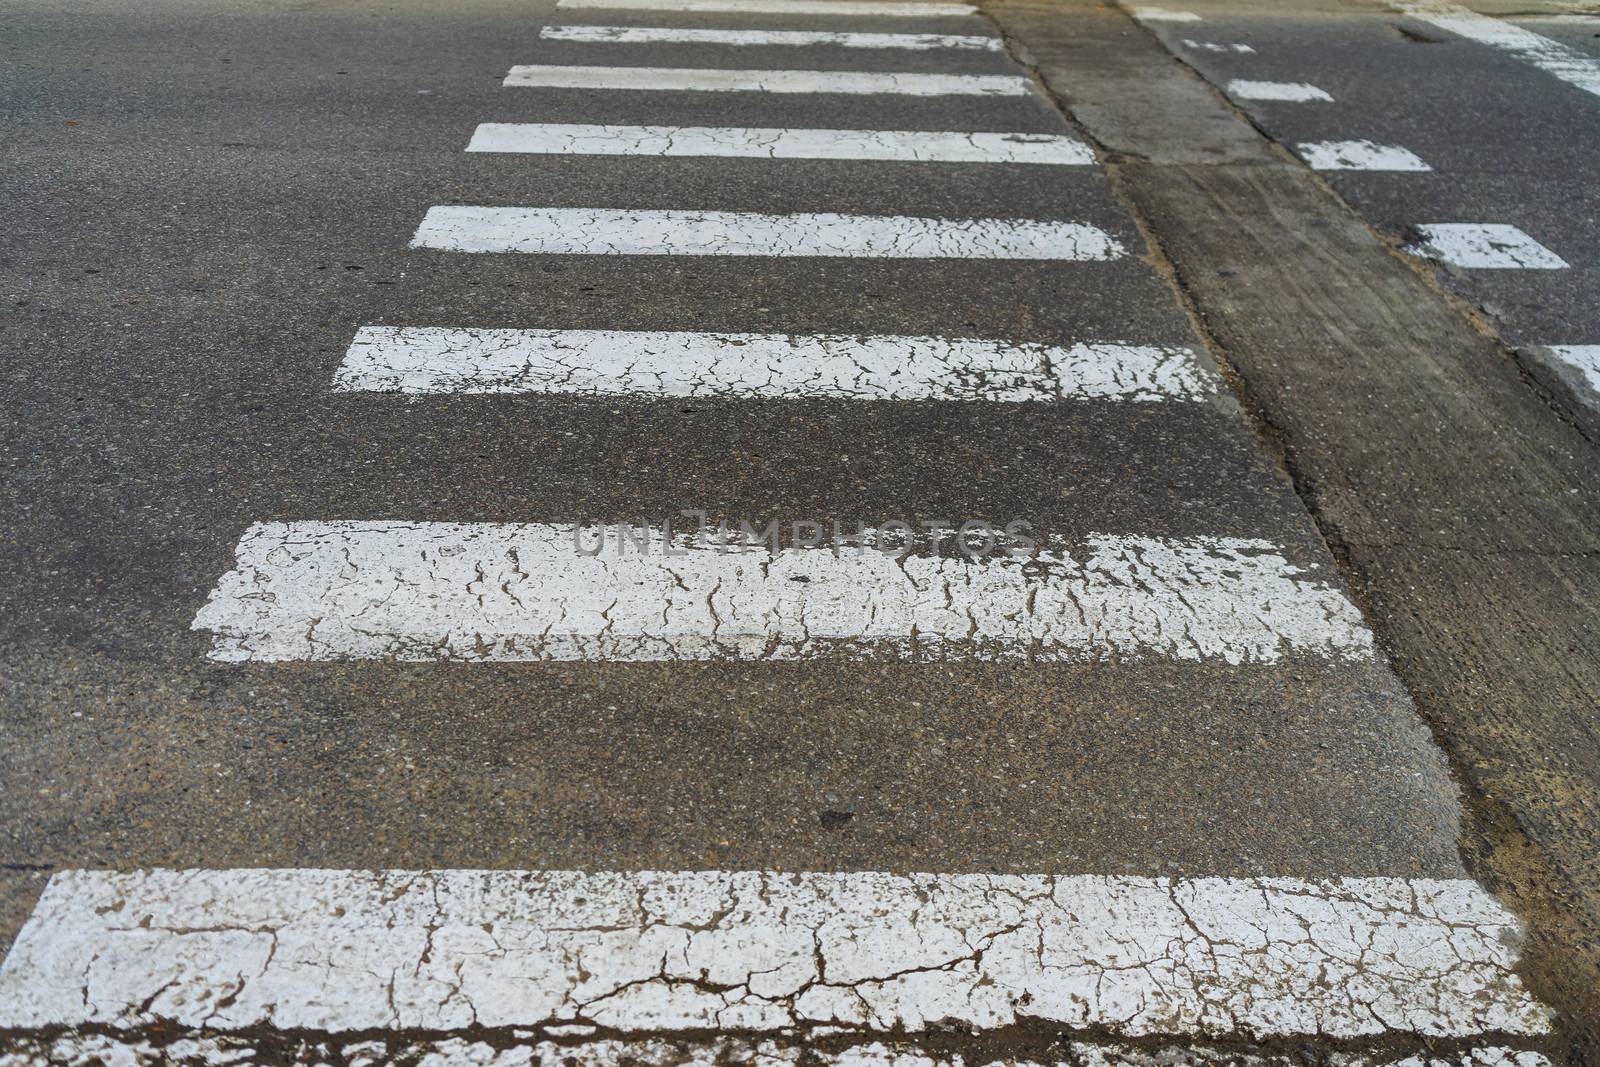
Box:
[1547,344,1600,393]
[333,327,1215,401]
[1182,38,1256,53]
[539,25,1002,50]
[189,522,1372,664]
[1405,223,1569,269]
[1297,139,1431,171]
[467,122,1093,164]
[410,206,1123,260]
[0,870,1548,1042]
[1132,7,1201,21]
[558,0,978,14]
[503,64,1030,95]
[1397,0,1600,98]
[1227,79,1333,101]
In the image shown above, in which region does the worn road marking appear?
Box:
[1547,345,1600,393]
[557,0,978,13]
[1396,0,1600,98]
[0,869,1548,1046]
[334,327,1215,401]
[410,206,1124,260]
[1182,38,1256,53]
[466,122,1094,164]
[1405,223,1570,269]
[0,1036,1556,1067]
[1297,139,1431,171]
[1226,79,1333,101]
[503,64,1031,95]
[539,25,1003,50]
[190,522,1371,664]
[1132,7,1201,21]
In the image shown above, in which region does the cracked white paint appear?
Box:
[332,327,1215,402]
[0,870,1549,1044]
[188,522,1372,664]
[503,64,1031,96]
[1297,140,1431,171]
[0,1037,1556,1067]
[1226,79,1333,101]
[538,25,1003,50]
[1073,1050,1552,1067]
[466,122,1094,164]
[410,207,1123,260]
[1182,38,1256,53]
[556,0,978,14]
[1404,224,1569,269]
[1395,0,1600,98]
[1547,344,1600,394]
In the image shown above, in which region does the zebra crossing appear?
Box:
[0,1,1558,1063]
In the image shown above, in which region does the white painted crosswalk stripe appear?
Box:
[190,521,1372,664]
[467,122,1094,163]
[1405,223,1570,269]
[0,1036,1555,1067]
[411,206,1123,259]
[539,25,1004,50]
[1227,79,1334,101]
[334,327,1215,401]
[1182,38,1256,53]
[557,0,978,14]
[504,64,1032,95]
[0,869,1549,1046]
[1297,139,1432,171]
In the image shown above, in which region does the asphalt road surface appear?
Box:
[0,0,1592,1063]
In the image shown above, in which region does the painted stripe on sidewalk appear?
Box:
[1227,79,1333,101]
[557,0,979,15]
[539,25,1003,50]
[333,327,1214,401]
[0,869,1548,1042]
[467,122,1094,164]
[1296,139,1431,171]
[1397,0,1600,98]
[503,64,1031,95]
[190,522,1372,664]
[410,207,1123,260]
[1404,223,1570,269]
